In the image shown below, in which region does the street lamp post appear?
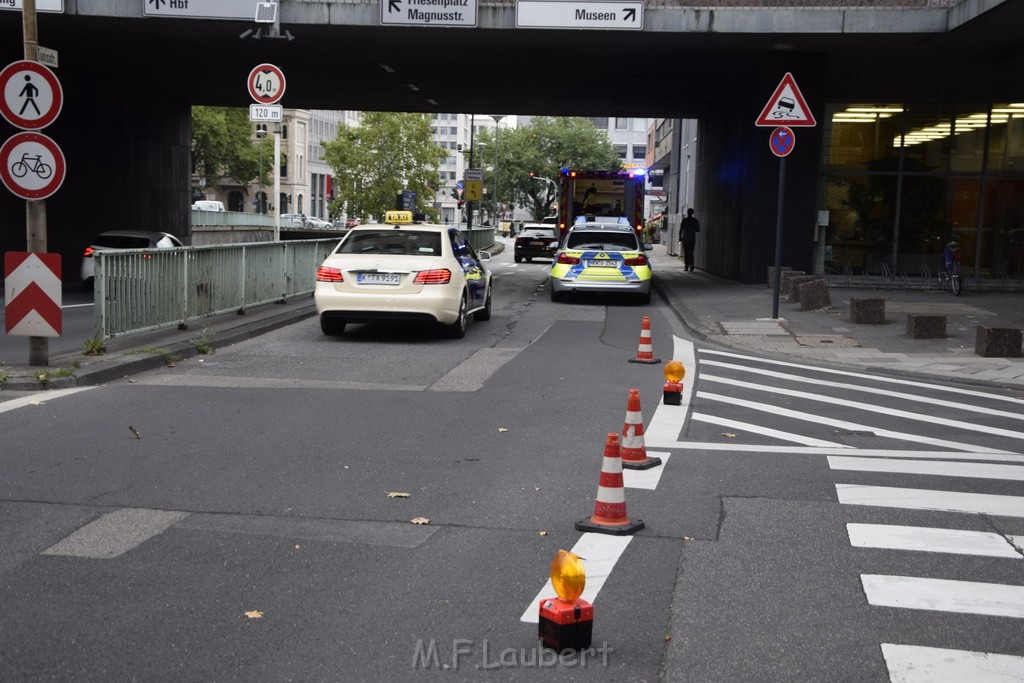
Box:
[490,115,504,226]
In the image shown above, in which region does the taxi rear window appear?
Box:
[338,231,442,256]
[566,231,639,252]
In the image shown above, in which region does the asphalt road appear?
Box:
[1,245,1022,681]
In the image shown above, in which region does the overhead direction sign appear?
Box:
[0,1,63,12]
[381,0,478,27]
[144,0,258,19]
[248,64,286,105]
[4,251,62,338]
[0,132,66,200]
[516,0,643,30]
[0,60,63,130]
[755,72,816,127]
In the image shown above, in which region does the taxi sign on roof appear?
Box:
[385,210,414,224]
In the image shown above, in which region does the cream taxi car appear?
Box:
[314,211,492,338]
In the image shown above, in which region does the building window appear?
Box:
[615,145,627,161]
[632,145,646,161]
[615,118,629,130]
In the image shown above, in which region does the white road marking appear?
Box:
[520,533,632,623]
[861,574,1024,618]
[693,412,849,448]
[645,335,695,447]
[699,348,1024,406]
[42,508,190,559]
[0,386,94,414]
[836,484,1024,518]
[699,391,1014,454]
[882,644,1024,682]
[701,374,1024,442]
[622,452,670,490]
[700,358,1024,423]
[830,456,1024,482]
[847,523,1024,558]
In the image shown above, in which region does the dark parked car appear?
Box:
[513,223,560,263]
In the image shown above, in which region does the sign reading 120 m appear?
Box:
[381,0,478,27]
[516,0,643,30]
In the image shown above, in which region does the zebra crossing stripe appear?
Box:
[520,533,632,623]
[700,391,1014,454]
[847,523,1024,559]
[645,335,696,447]
[836,484,1024,518]
[829,456,1024,482]
[882,644,1024,682]
[693,412,851,448]
[862,574,1024,618]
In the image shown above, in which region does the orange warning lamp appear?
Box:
[663,360,685,405]
[550,549,586,603]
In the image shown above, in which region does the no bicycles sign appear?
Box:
[0,131,66,200]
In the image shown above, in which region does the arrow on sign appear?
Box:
[623,8,635,20]
[4,251,62,337]
[149,0,166,8]
[389,0,401,12]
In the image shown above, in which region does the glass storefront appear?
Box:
[819,102,1024,278]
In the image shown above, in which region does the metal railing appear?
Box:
[94,239,338,340]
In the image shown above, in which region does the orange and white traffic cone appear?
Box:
[628,316,661,364]
[620,389,663,470]
[575,433,644,535]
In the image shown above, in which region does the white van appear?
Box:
[192,200,225,211]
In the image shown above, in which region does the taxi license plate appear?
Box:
[586,260,619,268]
[358,273,401,285]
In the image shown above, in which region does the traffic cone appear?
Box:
[620,389,663,470]
[575,433,644,535]
[628,316,661,364]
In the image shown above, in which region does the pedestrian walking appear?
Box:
[679,208,700,271]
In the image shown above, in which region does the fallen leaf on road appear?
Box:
[244,610,263,619]
[387,492,411,498]
[720,432,737,438]
[538,531,549,536]
[411,517,430,525]
[664,635,673,642]
[29,400,43,405]
[682,536,692,541]
[128,426,142,439]
[534,486,541,491]
[498,427,509,433]
[294,545,301,550]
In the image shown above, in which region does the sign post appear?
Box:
[248,64,285,240]
[755,74,815,319]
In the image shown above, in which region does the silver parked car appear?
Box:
[81,231,184,289]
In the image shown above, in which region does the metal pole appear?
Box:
[491,115,504,227]
[273,123,281,241]
[23,0,48,366]
[466,114,474,231]
[771,156,786,319]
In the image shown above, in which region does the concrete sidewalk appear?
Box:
[649,246,1024,391]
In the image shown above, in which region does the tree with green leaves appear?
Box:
[322,112,446,222]
[190,106,269,190]
[473,117,619,222]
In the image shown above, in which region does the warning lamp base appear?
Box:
[628,356,661,365]
[662,381,683,405]
[538,598,593,651]
[622,455,663,470]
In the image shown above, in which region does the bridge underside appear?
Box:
[0,2,1021,283]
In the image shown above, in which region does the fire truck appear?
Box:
[556,168,647,241]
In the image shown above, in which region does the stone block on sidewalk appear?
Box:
[780,270,807,295]
[974,326,1023,358]
[850,298,886,324]
[798,280,831,311]
[788,276,818,303]
[906,314,946,339]
[767,266,792,289]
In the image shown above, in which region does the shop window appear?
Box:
[986,103,1024,171]
[823,103,903,171]
[822,175,896,275]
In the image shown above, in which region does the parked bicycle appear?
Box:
[940,240,963,296]
[10,153,52,180]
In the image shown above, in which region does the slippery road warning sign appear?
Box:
[755,73,816,127]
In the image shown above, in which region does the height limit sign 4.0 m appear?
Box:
[247,63,286,105]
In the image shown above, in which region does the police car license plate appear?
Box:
[358,273,401,285]
[586,260,618,268]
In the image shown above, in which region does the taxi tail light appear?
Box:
[316,266,344,282]
[556,253,580,265]
[624,255,648,266]
[413,269,451,284]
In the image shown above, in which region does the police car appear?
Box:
[314,211,492,338]
[549,217,653,304]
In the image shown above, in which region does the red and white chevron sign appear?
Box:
[4,251,62,337]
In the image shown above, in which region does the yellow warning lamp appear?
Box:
[663,360,685,405]
[550,549,586,603]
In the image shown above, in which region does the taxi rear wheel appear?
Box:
[320,316,346,336]
[445,294,468,338]
[473,285,492,321]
